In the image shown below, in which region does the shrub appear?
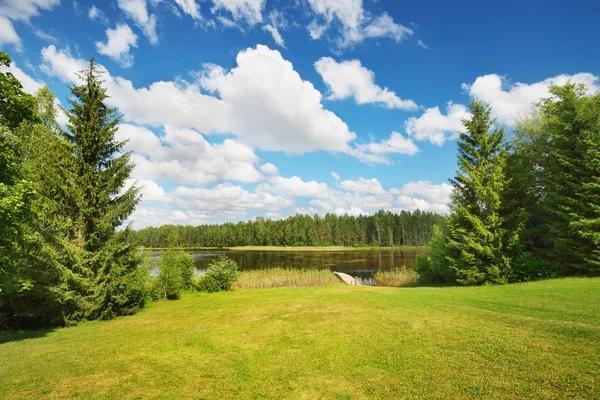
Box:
[151,249,194,300]
[510,252,559,282]
[414,225,454,285]
[196,256,240,293]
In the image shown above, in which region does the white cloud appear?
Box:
[351,132,419,164]
[362,13,413,43]
[339,177,385,194]
[417,39,429,49]
[96,24,138,68]
[315,57,418,110]
[334,206,364,217]
[258,176,334,199]
[262,10,286,47]
[116,124,263,186]
[198,45,356,153]
[404,102,470,145]
[117,0,158,44]
[0,0,60,50]
[88,5,108,24]
[306,0,412,47]
[42,44,358,156]
[211,0,265,26]
[262,25,284,47]
[173,0,201,20]
[259,162,278,175]
[463,73,600,126]
[394,180,452,214]
[0,17,20,50]
[331,171,340,181]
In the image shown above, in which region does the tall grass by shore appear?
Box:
[234,268,340,289]
[374,267,419,287]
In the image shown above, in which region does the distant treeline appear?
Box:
[129,210,446,248]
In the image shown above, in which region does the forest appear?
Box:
[130,210,446,248]
[1,49,599,330]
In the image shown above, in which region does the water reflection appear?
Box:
[151,249,422,285]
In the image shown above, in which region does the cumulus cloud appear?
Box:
[96,24,138,68]
[404,102,470,145]
[211,0,265,26]
[117,0,158,44]
[116,124,263,186]
[257,176,334,199]
[462,73,600,126]
[339,177,385,194]
[331,171,340,181]
[0,0,60,50]
[41,44,359,156]
[306,0,413,47]
[351,132,419,164]
[260,162,279,175]
[393,180,452,214]
[315,57,418,110]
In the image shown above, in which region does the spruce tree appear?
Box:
[540,84,600,274]
[63,59,147,319]
[445,100,510,285]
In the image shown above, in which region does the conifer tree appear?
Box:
[445,100,511,285]
[539,84,600,274]
[62,59,147,319]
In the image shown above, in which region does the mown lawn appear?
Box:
[1,278,599,399]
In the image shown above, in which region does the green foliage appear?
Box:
[0,53,37,129]
[537,84,600,274]
[131,211,447,248]
[510,252,559,283]
[196,256,240,293]
[445,100,511,285]
[151,249,195,300]
[414,225,453,284]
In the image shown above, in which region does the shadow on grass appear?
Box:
[0,328,54,344]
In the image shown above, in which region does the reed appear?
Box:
[234,268,340,289]
[374,267,419,287]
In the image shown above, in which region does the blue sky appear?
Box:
[1,0,599,227]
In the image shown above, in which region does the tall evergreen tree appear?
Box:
[445,100,511,285]
[62,59,146,319]
[539,84,600,274]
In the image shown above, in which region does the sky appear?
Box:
[1,0,599,228]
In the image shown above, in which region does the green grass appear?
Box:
[144,245,427,252]
[374,267,419,287]
[1,278,599,399]
[234,268,341,288]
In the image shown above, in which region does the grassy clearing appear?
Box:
[144,245,427,252]
[1,278,599,399]
[374,267,419,287]
[234,268,340,289]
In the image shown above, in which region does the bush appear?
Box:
[510,252,559,282]
[152,249,195,300]
[414,225,454,285]
[196,256,239,293]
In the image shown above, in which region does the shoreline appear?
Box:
[141,245,429,252]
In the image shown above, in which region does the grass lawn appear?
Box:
[1,278,599,399]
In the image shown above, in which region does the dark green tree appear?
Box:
[0,53,36,129]
[539,84,600,274]
[445,100,511,285]
[62,58,146,319]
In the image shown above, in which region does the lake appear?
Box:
[151,248,423,285]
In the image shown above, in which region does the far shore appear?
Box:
[141,245,429,252]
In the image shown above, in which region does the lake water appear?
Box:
[151,249,423,285]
